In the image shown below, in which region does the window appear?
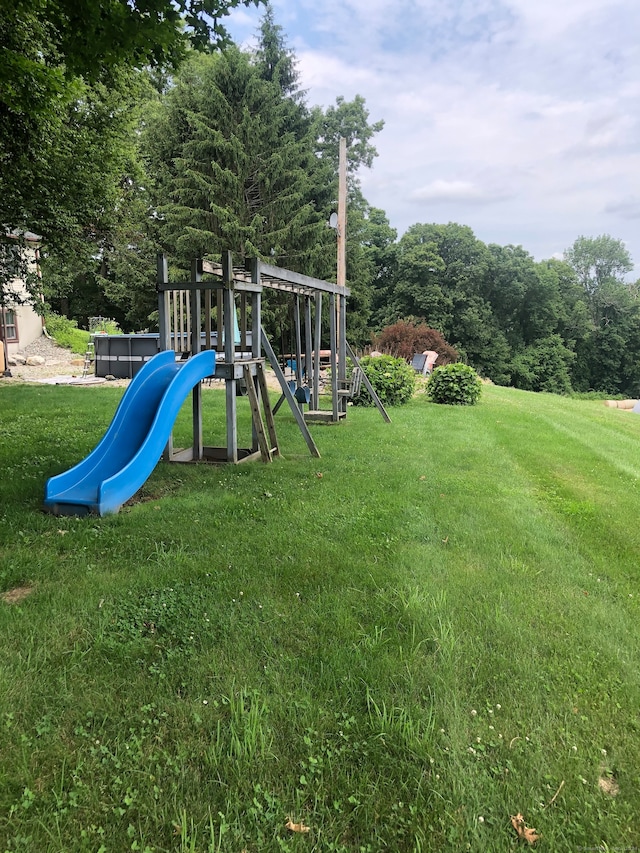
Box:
[1,309,18,341]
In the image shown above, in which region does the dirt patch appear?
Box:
[598,775,620,797]
[1,586,35,605]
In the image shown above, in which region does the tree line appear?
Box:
[2,2,639,396]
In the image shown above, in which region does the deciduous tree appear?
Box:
[564,234,633,326]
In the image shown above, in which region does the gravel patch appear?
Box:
[3,334,284,392]
[1,335,122,384]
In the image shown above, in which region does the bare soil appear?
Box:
[1,586,35,605]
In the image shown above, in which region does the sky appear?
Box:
[225,0,640,278]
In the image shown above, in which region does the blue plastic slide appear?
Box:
[44,349,216,516]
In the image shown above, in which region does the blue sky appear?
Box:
[226,0,640,277]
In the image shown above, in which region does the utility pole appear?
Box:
[337,136,347,292]
[337,137,347,396]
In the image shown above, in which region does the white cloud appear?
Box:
[226,0,640,275]
[410,179,514,205]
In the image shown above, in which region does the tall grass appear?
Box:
[0,382,639,851]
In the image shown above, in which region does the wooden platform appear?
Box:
[304,410,346,423]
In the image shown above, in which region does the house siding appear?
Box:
[1,236,44,355]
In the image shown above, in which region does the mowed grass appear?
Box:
[0,381,639,852]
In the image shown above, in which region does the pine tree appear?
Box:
[144,47,326,267]
[253,2,299,97]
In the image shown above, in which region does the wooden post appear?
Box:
[216,286,223,353]
[204,287,212,350]
[337,136,347,353]
[157,254,170,351]
[329,292,339,422]
[250,258,262,453]
[313,292,322,408]
[304,295,312,403]
[250,258,261,359]
[157,254,174,460]
[240,292,248,351]
[338,291,348,414]
[190,258,203,460]
[337,137,348,413]
[222,251,237,463]
[294,294,303,387]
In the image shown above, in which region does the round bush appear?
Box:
[426,363,482,405]
[353,355,416,407]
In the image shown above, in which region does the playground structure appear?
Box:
[44,251,388,516]
[155,251,389,465]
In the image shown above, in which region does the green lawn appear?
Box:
[1,382,639,852]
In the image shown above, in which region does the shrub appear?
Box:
[375,319,458,364]
[353,355,416,407]
[44,312,91,354]
[509,335,574,395]
[426,363,482,405]
[89,317,122,335]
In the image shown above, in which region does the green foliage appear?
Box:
[426,362,482,405]
[313,94,384,176]
[565,234,633,323]
[364,208,399,328]
[89,318,122,335]
[1,0,264,321]
[509,335,575,395]
[44,312,91,353]
[353,354,416,407]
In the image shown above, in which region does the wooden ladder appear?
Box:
[243,363,280,462]
[82,341,94,378]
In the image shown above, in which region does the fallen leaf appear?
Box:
[510,813,540,845]
[285,818,310,834]
[419,475,426,481]
[316,472,323,478]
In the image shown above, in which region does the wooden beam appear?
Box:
[345,340,391,423]
[256,261,350,297]
[261,330,320,458]
[243,364,272,462]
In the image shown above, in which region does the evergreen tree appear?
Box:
[144,47,325,266]
[253,2,299,96]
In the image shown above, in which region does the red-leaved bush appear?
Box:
[374,320,458,364]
